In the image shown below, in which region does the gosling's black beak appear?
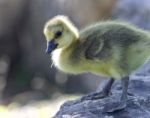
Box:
[46,40,58,54]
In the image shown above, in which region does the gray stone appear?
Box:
[54,76,150,118]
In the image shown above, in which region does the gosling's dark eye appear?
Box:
[55,31,62,38]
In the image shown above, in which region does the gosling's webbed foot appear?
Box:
[102,101,127,113]
[81,78,114,101]
[127,92,134,96]
[81,91,108,101]
[102,76,129,113]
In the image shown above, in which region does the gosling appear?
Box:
[43,15,150,112]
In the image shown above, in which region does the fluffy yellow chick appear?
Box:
[43,15,150,112]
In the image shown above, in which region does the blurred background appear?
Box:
[0,0,150,117]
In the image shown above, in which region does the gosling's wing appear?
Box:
[79,21,141,60]
[79,23,114,60]
[84,37,112,60]
[78,25,112,60]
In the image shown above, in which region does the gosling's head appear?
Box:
[43,15,79,54]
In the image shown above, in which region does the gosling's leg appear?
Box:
[81,78,114,100]
[103,76,129,113]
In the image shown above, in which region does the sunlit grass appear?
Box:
[0,95,81,118]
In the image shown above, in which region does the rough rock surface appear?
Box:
[54,75,150,118]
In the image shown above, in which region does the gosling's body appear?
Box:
[52,21,150,79]
[43,15,150,112]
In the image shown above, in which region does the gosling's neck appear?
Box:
[64,38,78,51]
[51,38,78,72]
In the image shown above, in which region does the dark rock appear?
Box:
[54,76,150,118]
